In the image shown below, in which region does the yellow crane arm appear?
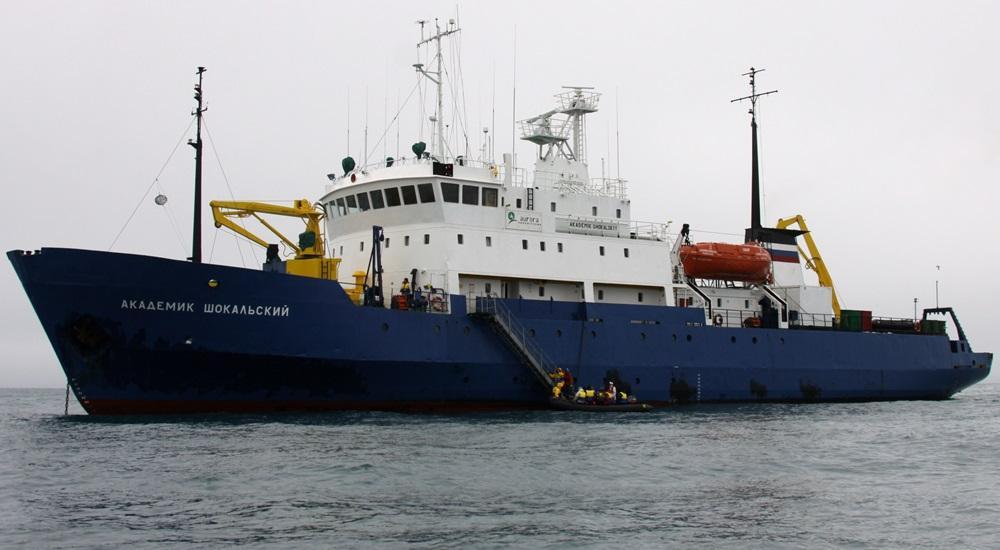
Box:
[210,199,326,259]
[775,214,842,317]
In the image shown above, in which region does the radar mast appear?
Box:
[413,18,460,158]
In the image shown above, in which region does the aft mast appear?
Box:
[189,66,207,263]
[413,18,460,158]
[731,67,776,242]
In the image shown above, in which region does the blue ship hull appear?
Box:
[8,248,992,414]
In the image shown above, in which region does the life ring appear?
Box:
[712,313,724,326]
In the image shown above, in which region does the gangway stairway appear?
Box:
[472,297,556,390]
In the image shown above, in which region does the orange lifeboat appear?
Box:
[679,242,772,283]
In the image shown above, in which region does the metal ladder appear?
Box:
[475,297,555,390]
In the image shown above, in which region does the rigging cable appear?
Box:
[203,115,255,267]
[109,116,196,252]
[364,80,421,165]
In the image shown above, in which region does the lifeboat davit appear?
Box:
[679,242,772,283]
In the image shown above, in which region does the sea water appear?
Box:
[1,382,998,548]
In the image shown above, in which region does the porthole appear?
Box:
[672,334,677,342]
[686,334,692,342]
[591,330,598,339]
[731,336,736,343]
[640,332,647,340]
[381,323,389,332]
[464,326,471,335]
[752,337,758,344]
[556,329,562,337]
[635,377,641,384]
[780,337,785,344]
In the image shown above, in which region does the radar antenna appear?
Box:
[731,67,777,237]
[519,86,600,163]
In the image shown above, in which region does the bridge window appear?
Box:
[486,236,492,247]
[592,206,598,216]
[557,242,563,253]
[345,195,358,214]
[424,234,430,245]
[516,198,522,208]
[360,241,364,251]
[638,292,643,303]
[539,286,545,297]
[550,202,556,212]
[462,185,479,205]
[357,193,371,211]
[384,187,401,207]
[598,289,604,300]
[745,299,750,308]
[540,241,546,251]
[717,298,722,307]
[482,187,498,207]
[369,190,385,209]
[522,239,528,250]
[335,198,347,216]
[599,246,605,256]
[418,183,435,203]
[624,248,629,258]
[385,238,390,248]
[485,283,492,294]
[457,234,464,245]
[401,185,418,205]
[404,235,410,246]
[616,208,621,218]
[441,182,459,203]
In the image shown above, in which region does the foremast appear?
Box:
[189,66,207,263]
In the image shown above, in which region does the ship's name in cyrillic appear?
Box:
[119,300,290,317]
[121,300,195,312]
[203,304,290,317]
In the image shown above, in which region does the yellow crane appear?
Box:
[210,199,340,281]
[775,214,842,318]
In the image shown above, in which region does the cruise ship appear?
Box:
[8,20,991,413]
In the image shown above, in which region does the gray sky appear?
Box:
[2,0,998,387]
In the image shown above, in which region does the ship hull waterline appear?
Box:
[8,248,992,415]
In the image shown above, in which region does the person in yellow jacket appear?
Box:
[574,387,587,402]
[551,381,565,398]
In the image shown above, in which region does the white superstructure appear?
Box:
[319,103,672,307]
[316,19,834,328]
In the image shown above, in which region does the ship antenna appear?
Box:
[188,66,207,263]
[731,67,777,240]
